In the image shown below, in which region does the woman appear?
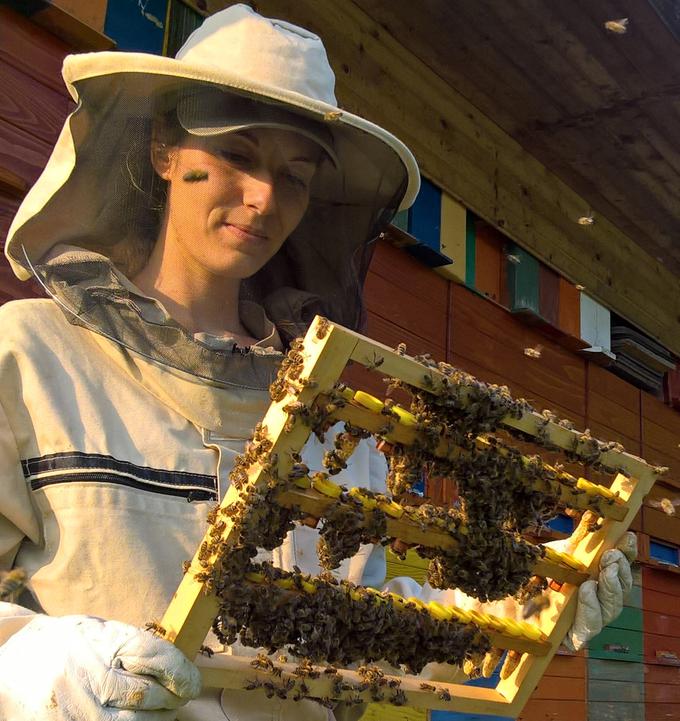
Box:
[0,5,633,720]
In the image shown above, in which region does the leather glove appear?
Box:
[557,531,636,651]
[0,610,202,720]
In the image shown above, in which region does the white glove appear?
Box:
[0,610,202,720]
[560,532,636,651]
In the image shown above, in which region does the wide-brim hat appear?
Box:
[5,3,420,340]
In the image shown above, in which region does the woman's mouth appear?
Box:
[223,223,269,242]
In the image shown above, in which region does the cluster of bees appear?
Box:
[191,332,626,703]
[211,562,491,674]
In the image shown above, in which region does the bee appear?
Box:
[0,568,26,602]
[438,688,452,701]
[506,254,521,265]
[419,682,437,691]
[182,560,191,574]
[199,645,214,657]
[396,342,407,356]
[144,620,167,637]
[523,345,543,359]
[648,497,680,516]
[390,688,407,706]
[323,110,343,121]
[243,679,262,691]
[365,352,385,371]
[316,316,331,339]
[182,169,209,182]
[604,17,628,34]
[575,284,585,291]
[251,653,275,673]
[577,214,595,226]
[277,654,289,664]
[324,665,339,674]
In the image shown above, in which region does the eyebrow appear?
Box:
[237,130,319,164]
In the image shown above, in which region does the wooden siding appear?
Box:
[0,7,73,303]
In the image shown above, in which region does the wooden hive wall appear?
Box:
[0,7,73,303]
[360,241,680,720]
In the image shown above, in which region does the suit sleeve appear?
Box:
[0,399,41,644]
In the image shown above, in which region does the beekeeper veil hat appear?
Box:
[5,3,419,367]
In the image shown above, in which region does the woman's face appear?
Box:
[154,127,320,279]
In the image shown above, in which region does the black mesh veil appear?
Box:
[6,68,413,387]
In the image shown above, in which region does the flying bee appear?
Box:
[648,497,680,516]
[523,594,551,618]
[577,213,595,226]
[523,345,543,359]
[604,17,628,34]
[506,253,521,264]
[575,284,585,291]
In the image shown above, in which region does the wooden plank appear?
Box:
[0,7,71,95]
[645,633,680,665]
[557,277,580,339]
[474,222,504,304]
[51,0,108,33]
[643,568,680,595]
[363,271,447,349]
[644,664,680,685]
[369,240,449,315]
[437,192,467,283]
[198,654,513,714]
[408,176,441,252]
[645,702,680,721]
[361,704,426,721]
[517,699,586,721]
[587,383,641,446]
[0,117,53,190]
[539,264,560,328]
[644,589,680,619]
[588,626,644,662]
[530,675,585,700]
[588,701,645,721]
[646,683,680,703]
[507,245,540,317]
[590,364,641,415]
[644,611,680,638]
[0,61,72,147]
[588,658,645,682]
[642,507,680,546]
[588,679,643,703]
[385,548,429,585]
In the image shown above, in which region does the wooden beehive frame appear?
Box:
[159,316,660,716]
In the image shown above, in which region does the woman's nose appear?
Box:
[242,172,277,214]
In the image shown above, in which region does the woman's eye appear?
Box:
[283,171,310,190]
[219,150,250,164]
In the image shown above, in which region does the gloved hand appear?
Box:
[0,610,202,720]
[556,531,636,651]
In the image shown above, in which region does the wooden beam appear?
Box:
[192,0,680,356]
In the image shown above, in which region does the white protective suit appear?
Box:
[0,287,389,720]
